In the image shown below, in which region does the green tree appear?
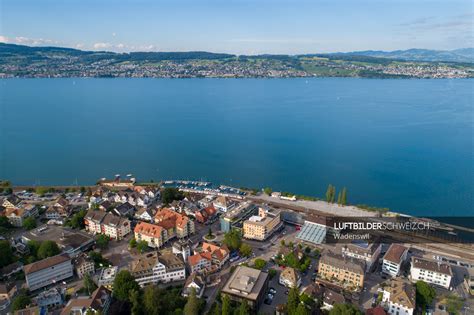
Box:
[95,234,109,250]
[238,300,250,315]
[330,185,336,203]
[212,301,221,315]
[287,287,300,314]
[223,229,242,251]
[130,288,143,315]
[239,243,252,257]
[136,240,148,253]
[415,280,436,310]
[221,294,231,315]
[329,303,363,315]
[129,238,137,248]
[12,292,32,311]
[0,241,14,268]
[207,228,214,238]
[37,240,60,259]
[83,273,97,295]
[268,269,277,279]
[253,258,266,270]
[341,187,347,205]
[325,184,333,203]
[35,186,49,196]
[263,187,272,195]
[161,187,184,204]
[280,239,286,247]
[294,303,309,315]
[184,288,199,315]
[67,209,87,229]
[337,191,342,205]
[113,270,140,302]
[0,216,12,228]
[23,217,37,230]
[445,294,463,315]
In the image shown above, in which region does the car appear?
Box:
[285,290,289,295]
[269,288,277,294]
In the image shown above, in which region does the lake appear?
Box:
[0,78,472,216]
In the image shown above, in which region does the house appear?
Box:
[382,245,408,277]
[6,204,37,227]
[382,280,416,315]
[33,287,63,308]
[74,255,95,278]
[84,210,131,240]
[97,266,118,290]
[60,286,111,315]
[279,267,301,288]
[14,306,42,315]
[0,282,17,312]
[134,207,154,222]
[130,252,186,287]
[318,251,365,289]
[113,202,136,217]
[465,268,474,296]
[243,206,282,241]
[0,262,23,279]
[154,208,195,239]
[196,242,230,269]
[213,196,234,212]
[24,254,73,291]
[366,306,388,315]
[134,221,166,248]
[2,195,22,209]
[301,282,325,304]
[188,253,212,274]
[195,205,218,224]
[342,240,382,272]
[221,266,269,310]
[410,256,452,289]
[98,175,135,188]
[322,289,345,311]
[172,239,192,261]
[183,272,206,298]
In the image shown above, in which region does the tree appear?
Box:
[184,288,199,315]
[207,228,214,238]
[0,216,12,229]
[143,285,161,315]
[326,184,333,203]
[212,301,221,315]
[95,234,109,250]
[280,239,286,247]
[130,288,143,315]
[113,270,140,302]
[268,269,277,279]
[337,191,342,205]
[341,187,347,205]
[287,287,300,314]
[67,209,87,229]
[12,292,32,311]
[23,217,37,230]
[0,241,14,268]
[161,187,184,204]
[223,229,242,251]
[129,238,137,248]
[136,240,148,253]
[329,303,363,315]
[294,303,309,315]
[253,258,266,270]
[83,273,97,295]
[221,294,231,315]
[37,240,60,259]
[263,187,272,195]
[415,281,436,310]
[445,294,463,315]
[238,300,250,315]
[239,243,252,257]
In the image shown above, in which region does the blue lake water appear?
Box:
[0,78,472,216]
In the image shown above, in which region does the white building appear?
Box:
[341,241,381,272]
[279,267,301,288]
[183,273,206,298]
[24,254,73,291]
[84,210,131,240]
[382,280,416,315]
[382,244,408,277]
[131,252,186,287]
[410,257,452,289]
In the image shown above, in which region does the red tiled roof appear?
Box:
[134,221,163,238]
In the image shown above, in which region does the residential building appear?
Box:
[213,196,234,212]
[465,268,474,295]
[134,207,154,222]
[0,283,17,312]
[279,267,301,288]
[14,306,41,315]
[98,175,135,188]
[183,272,206,298]
[220,202,257,233]
[196,242,230,269]
[382,245,408,277]
[154,208,195,239]
[188,253,212,274]
[172,239,192,261]
[318,251,365,289]
[366,306,388,315]
[243,206,282,241]
[410,257,452,289]
[130,252,186,287]
[84,210,131,240]
[382,280,416,315]
[134,221,166,248]
[33,287,63,308]
[221,266,269,310]
[0,262,23,279]
[5,204,37,227]
[97,267,118,290]
[74,255,95,278]
[342,240,381,272]
[24,254,73,291]
[60,286,111,315]
[2,195,21,209]
[322,289,345,311]
[113,202,136,217]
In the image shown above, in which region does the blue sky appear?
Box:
[0,0,472,54]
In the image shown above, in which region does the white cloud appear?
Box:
[0,35,59,46]
[0,35,9,43]
[93,42,113,49]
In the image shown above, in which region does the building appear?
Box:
[322,289,345,311]
[33,287,63,308]
[97,266,118,290]
[342,240,381,272]
[213,196,235,212]
[2,195,22,209]
[60,286,111,315]
[0,283,17,312]
[410,257,452,289]
[296,217,329,245]
[221,266,269,310]
[24,254,73,291]
[5,204,38,227]
[183,272,206,298]
[172,239,192,261]
[382,245,408,277]
[134,207,154,222]
[74,255,95,278]
[0,262,23,279]
[243,206,282,241]
[465,268,474,296]
[196,242,229,269]
[188,253,212,274]
[154,208,195,239]
[134,221,166,248]
[14,306,41,315]
[382,280,416,315]
[318,251,365,289]
[220,202,257,233]
[279,267,301,288]
[366,306,388,315]
[130,252,186,287]
[84,210,131,240]
[98,175,135,188]
[113,202,136,217]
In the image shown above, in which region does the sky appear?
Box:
[0,0,472,54]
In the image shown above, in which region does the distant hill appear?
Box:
[328,48,474,63]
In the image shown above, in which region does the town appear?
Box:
[0,177,472,315]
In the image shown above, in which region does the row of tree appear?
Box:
[325,184,348,205]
